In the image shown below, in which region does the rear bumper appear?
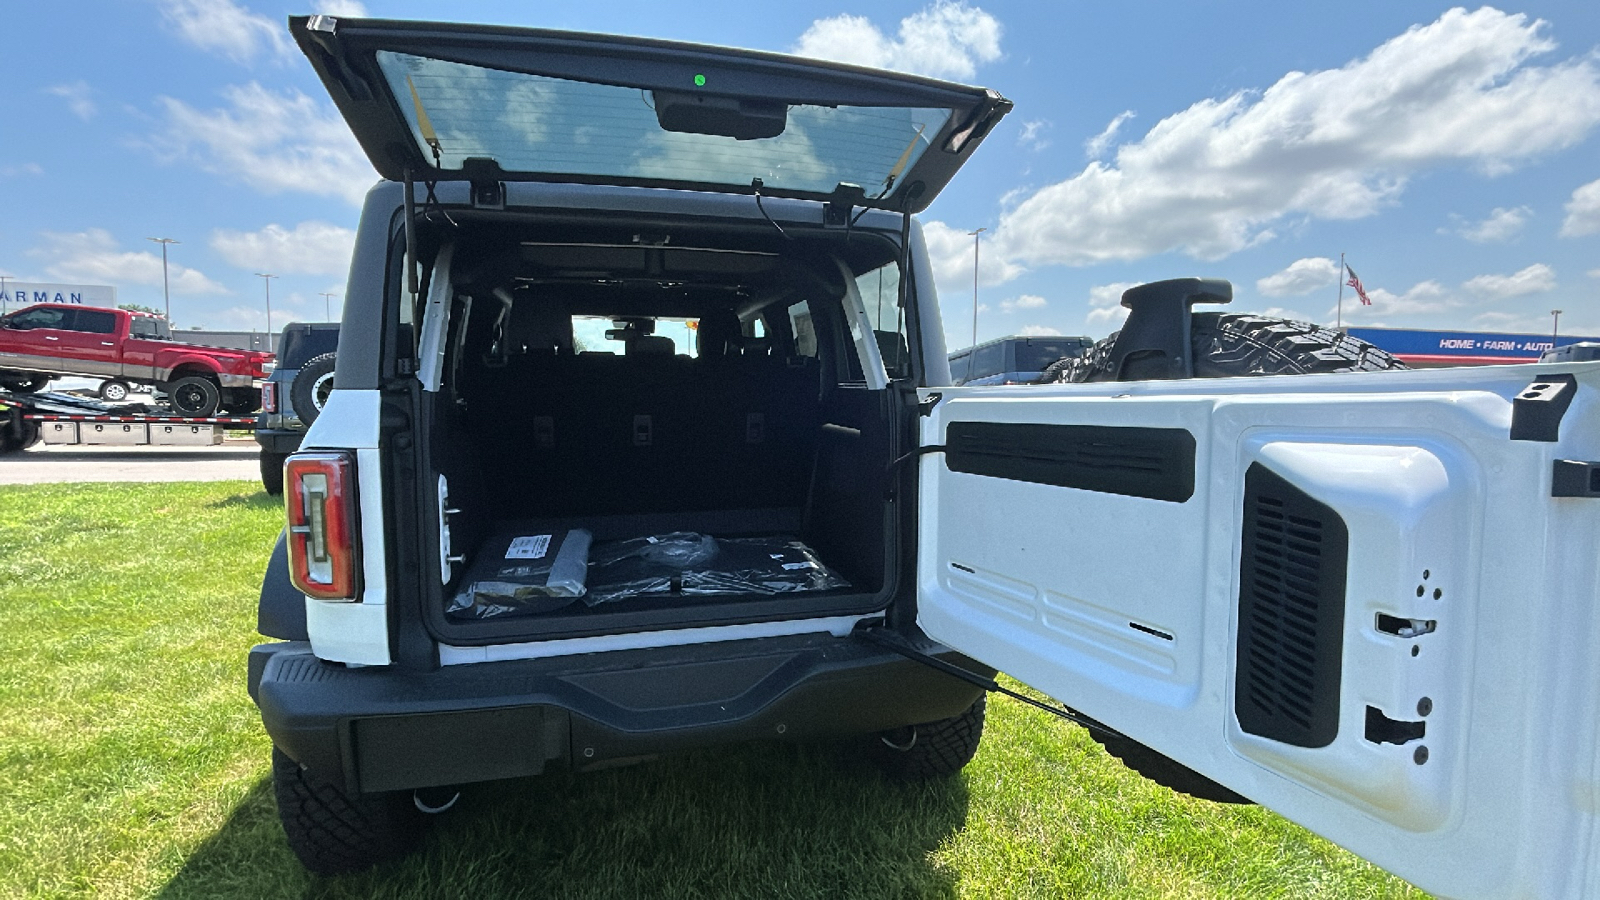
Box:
[254,427,304,453]
[249,630,988,794]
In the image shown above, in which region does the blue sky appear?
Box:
[2,1,1597,349]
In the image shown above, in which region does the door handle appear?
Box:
[44,336,59,340]
[101,342,116,346]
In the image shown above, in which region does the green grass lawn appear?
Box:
[0,482,1426,899]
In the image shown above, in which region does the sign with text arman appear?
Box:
[0,282,118,310]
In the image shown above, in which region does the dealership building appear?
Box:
[1346,327,1600,367]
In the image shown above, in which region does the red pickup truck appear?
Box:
[0,303,271,415]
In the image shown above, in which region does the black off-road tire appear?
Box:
[0,374,50,394]
[291,353,337,425]
[1052,313,1406,383]
[0,418,39,454]
[870,695,986,779]
[1088,727,1251,804]
[260,450,287,496]
[271,746,421,875]
[166,375,221,417]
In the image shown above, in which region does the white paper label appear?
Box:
[506,534,553,559]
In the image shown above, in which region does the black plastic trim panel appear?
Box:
[943,421,1196,502]
[250,631,987,794]
[1235,463,1347,748]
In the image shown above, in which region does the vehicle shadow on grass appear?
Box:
[207,491,281,512]
[157,741,969,900]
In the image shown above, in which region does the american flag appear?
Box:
[1345,264,1372,306]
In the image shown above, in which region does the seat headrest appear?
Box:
[505,299,572,355]
[696,308,741,357]
[631,335,676,356]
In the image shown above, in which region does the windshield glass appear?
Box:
[376,51,951,198]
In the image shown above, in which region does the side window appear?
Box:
[73,310,118,334]
[853,260,909,380]
[8,308,67,330]
[970,342,1004,380]
[129,318,165,339]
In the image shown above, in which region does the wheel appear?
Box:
[870,695,986,779]
[1053,313,1406,383]
[1088,727,1251,804]
[166,375,221,417]
[0,417,38,454]
[260,450,287,495]
[291,353,337,425]
[0,374,50,394]
[271,745,421,875]
[99,380,131,402]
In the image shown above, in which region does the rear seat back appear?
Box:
[461,333,819,518]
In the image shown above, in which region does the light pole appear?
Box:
[0,275,9,314]
[1552,309,1563,341]
[147,237,179,324]
[255,273,277,350]
[968,227,986,382]
[320,292,337,320]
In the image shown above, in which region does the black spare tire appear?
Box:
[166,375,221,417]
[1055,313,1406,383]
[291,353,337,426]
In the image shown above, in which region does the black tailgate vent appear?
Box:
[1235,463,1347,748]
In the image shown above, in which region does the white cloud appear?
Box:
[1084,110,1134,160]
[315,1,369,15]
[1018,324,1063,336]
[1463,262,1557,299]
[1000,294,1047,312]
[26,229,227,295]
[1017,119,1050,151]
[993,8,1600,268]
[1335,280,1454,320]
[152,83,373,205]
[1455,205,1532,242]
[210,221,357,276]
[1560,178,1600,237]
[1589,268,1600,279]
[1257,257,1339,297]
[920,221,1024,305]
[46,81,95,120]
[195,290,333,331]
[1086,282,1139,325]
[160,0,292,64]
[1,163,43,178]
[792,1,1002,80]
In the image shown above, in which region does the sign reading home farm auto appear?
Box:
[0,282,117,310]
[1347,326,1600,366]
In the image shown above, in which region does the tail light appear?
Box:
[285,451,361,600]
[262,382,278,413]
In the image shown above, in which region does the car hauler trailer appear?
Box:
[0,390,257,454]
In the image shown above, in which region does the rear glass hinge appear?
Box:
[918,391,942,416]
[1510,374,1577,442]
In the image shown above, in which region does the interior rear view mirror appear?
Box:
[652,91,787,141]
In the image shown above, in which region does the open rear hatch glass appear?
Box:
[290,15,1010,212]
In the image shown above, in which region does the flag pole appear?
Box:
[1336,252,1345,330]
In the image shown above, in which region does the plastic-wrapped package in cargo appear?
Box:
[584,532,849,606]
[447,528,593,619]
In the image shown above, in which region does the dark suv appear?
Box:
[255,322,339,494]
[249,16,1598,895]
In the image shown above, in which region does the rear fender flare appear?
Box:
[259,532,309,641]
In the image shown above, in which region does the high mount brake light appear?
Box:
[262,382,278,414]
[285,451,360,601]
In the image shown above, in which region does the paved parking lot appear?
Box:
[0,440,261,485]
